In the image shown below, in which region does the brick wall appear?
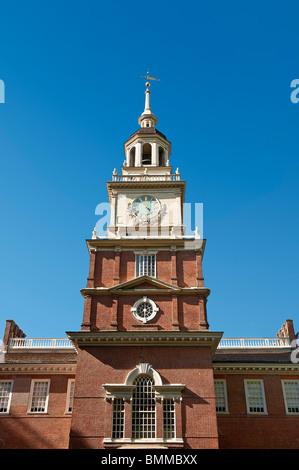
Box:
[69,345,218,449]
[0,374,75,449]
[92,249,202,288]
[90,293,207,331]
[214,373,299,449]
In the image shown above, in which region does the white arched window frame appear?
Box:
[103,364,184,444]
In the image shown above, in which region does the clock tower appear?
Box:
[107,81,184,239]
[67,80,222,449]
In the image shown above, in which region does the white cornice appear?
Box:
[66,330,223,355]
[213,362,299,374]
[86,238,205,252]
[80,286,210,296]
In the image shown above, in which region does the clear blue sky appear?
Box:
[0,0,298,340]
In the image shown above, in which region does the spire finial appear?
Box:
[139,71,160,127]
[141,70,160,86]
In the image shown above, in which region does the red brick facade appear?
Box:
[215,373,299,449]
[0,90,298,450]
[0,373,75,449]
[69,345,218,449]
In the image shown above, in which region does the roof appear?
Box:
[126,127,168,141]
[213,350,294,364]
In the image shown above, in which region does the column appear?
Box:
[152,142,158,166]
[164,149,169,165]
[110,191,117,228]
[136,142,142,166]
[126,148,130,166]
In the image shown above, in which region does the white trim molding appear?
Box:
[27,379,50,414]
[244,379,268,415]
[125,363,162,385]
[131,297,159,323]
[103,363,185,402]
[214,379,229,414]
[281,379,299,415]
[0,380,13,414]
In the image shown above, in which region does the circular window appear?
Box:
[137,302,153,320]
[131,297,159,323]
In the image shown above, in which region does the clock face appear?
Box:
[132,196,160,220]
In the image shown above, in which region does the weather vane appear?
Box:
[141,71,160,87]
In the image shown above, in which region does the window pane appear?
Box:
[163,399,175,439]
[284,381,299,413]
[112,399,125,439]
[0,381,12,413]
[136,255,156,277]
[246,381,265,413]
[132,376,156,439]
[30,381,49,413]
[67,381,75,413]
[215,380,227,412]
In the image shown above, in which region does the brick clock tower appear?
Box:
[67,80,222,449]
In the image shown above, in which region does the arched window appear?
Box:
[159,147,164,166]
[129,147,135,167]
[142,143,152,165]
[131,375,156,439]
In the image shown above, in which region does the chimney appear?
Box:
[3,320,26,347]
[276,319,296,342]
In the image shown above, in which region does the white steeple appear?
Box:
[122,75,171,168]
[138,81,158,129]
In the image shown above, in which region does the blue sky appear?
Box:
[0,0,298,340]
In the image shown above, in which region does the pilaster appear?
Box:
[87,249,96,288]
[170,246,178,285]
[113,246,121,285]
[81,295,92,330]
[110,295,118,330]
[196,249,204,287]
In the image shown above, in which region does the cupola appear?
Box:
[123,80,171,168]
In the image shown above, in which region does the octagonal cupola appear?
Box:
[123,81,171,168]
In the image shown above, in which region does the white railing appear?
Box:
[218,337,291,349]
[112,174,181,182]
[8,338,74,349]
[6,336,291,350]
